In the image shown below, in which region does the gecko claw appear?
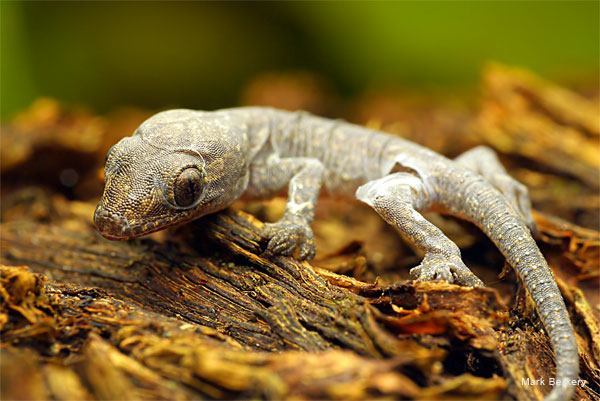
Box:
[261,215,316,260]
[299,241,316,260]
[410,254,484,288]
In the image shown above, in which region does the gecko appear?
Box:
[94,107,579,401]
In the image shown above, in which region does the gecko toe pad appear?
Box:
[261,216,316,260]
[410,254,484,288]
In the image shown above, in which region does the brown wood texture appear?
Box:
[1,207,598,400]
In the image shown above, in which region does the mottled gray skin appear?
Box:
[95,107,578,401]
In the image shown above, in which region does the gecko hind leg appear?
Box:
[455,146,535,230]
[356,172,484,287]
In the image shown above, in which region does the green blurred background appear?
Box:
[2,1,598,119]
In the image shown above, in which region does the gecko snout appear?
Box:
[94,209,134,240]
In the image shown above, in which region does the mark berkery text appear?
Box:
[521,378,586,387]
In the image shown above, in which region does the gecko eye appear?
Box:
[173,167,204,207]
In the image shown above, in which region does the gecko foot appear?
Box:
[260,215,316,260]
[410,254,484,288]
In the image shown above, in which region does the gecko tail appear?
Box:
[450,175,579,401]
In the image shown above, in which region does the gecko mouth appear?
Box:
[93,209,185,240]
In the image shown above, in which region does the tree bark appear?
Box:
[2,207,598,400]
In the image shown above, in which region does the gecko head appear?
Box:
[94,110,248,240]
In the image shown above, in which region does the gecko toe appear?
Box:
[264,233,295,256]
[410,264,454,283]
[452,269,484,287]
[271,238,296,256]
[261,217,316,260]
[298,237,316,260]
[410,254,483,288]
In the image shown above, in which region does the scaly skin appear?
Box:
[95,107,579,401]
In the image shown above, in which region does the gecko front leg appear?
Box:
[247,155,324,260]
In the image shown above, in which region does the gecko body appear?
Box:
[95,107,578,401]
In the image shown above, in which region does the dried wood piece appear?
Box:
[483,64,599,137]
[2,207,597,400]
[1,348,50,400]
[475,64,600,188]
[364,281,508,352]
[533,211,600,280]
[0,263,504,401]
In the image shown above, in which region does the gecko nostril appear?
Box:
[94,209,131,239]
